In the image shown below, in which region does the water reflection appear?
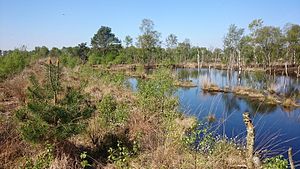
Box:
[174,68,300,162]
[128,68,300,162]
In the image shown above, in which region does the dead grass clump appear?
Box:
[209,140,246,168]
[49,153,81,169]
[233,86,265,100]
[174,80,197,88]
[127,110,162,151]
[0,119,31,169]
[268,83,280,94]
[265,95,281,105]
[4,75,28,104]
[201,79,223,92]
[282,98,299,108]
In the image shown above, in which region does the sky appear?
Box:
[0,0,300,50]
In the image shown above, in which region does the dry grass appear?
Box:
[282,98,300,108]
[233,86,265,100]
[174,80,197,88]
[0,118,32,169]
[0,59,253,168]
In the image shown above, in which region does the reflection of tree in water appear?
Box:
[177,69,190,81]
[190,69,199,79]
[282,79,299,98]
[221,93,240,113]
[242,71,273,90]
[242,98,277,115]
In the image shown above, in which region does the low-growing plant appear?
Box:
[108,140,139,168]
[97,95,128,131]
[183,122,215,154]
[23,144,54,169]
[263,155,288,169]
[80,151,92,168]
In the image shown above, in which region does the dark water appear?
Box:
[128,68,300,163]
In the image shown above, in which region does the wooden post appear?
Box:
[288,147,295,169]
[237,50,242,86]
[243,112,255,169]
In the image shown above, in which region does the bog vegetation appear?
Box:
[0,18,299,168]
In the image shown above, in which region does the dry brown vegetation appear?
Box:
[0,59,289,169]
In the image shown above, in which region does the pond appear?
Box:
[128,68,300,163]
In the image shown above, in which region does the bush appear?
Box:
[263,155,288,169]
[137,68,176,114]
[23,144,54,169]
[15,62,94,144]
[60,54,81,68]
[97,95,128,130]
[88,52,102,65]
[0,50,28,81]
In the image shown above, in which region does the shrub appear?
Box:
[137,68,177,114]
[97,95,128,130]
[108,140,139,168]
[0,50,28,81]
[23,144,54,169]
[263,155,288,169]
[15,61,94,144]
[60,54,81,68]
[88,52,102,65]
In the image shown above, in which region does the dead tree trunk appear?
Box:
[243,112,255,169]
[288,148,295,169]
[237,50,242,86]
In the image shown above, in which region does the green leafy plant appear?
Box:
[263,155,288,169]
[97,95,128,130]
[23,144,54,169]
[108,140,139,168]
[80,151,91,168]
[183,122,215,154]
[137,68,176,114]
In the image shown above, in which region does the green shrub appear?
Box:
[108,140,139,168]
[88,52,102,65]
[263,155,288,169]
[97,95,128,130]
[60,54,81,68]
[137,68,176,114]
[15,63,94,144]
[0,50,28,81]
[23,144,54,169]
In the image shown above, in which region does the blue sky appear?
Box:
[0,0,299,50]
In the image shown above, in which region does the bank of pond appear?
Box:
[126,67,300,164]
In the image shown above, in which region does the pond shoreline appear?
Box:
[93,62,300,77]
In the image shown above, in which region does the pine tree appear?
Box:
[15,57,94,144]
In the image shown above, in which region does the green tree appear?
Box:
[256,26,282,66]
[284,24,300,64]
[165,34,178,49]
[137,19,161,63]
[177,39,191,63]
[248,19,263,65]
[124,35,133,48]
[91,26,120,50]
[223,24,244,69]
[78,42,89,63]
[15,61,94,144]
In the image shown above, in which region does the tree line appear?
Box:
[1,18,299,78]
